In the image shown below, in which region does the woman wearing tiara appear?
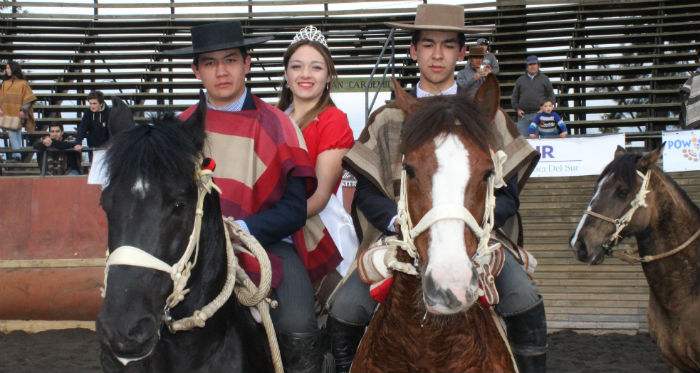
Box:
[278,26,359,373]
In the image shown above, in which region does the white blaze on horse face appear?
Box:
[426,133,476,307]
[570,174,609,247]
[131,177,150,199]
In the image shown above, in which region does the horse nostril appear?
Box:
[126,316,158,344]
[424,275,464,310]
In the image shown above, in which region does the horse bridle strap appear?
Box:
[584,169,650,251]
[387,149,507,276]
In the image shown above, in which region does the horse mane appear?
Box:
[600,151,700,217]
[400,94,500,154]
[106,113,200,189]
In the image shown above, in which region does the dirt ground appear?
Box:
[0,328,671,372]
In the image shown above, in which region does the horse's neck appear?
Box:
[636,170,700,303]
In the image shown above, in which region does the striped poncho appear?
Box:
[181,93,341,286]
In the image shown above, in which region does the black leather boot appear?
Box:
[327,317,365,373]
[277,329,332,373]
[504,301,548,373]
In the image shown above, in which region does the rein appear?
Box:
[584,168,700,263]
[103,166,283,372]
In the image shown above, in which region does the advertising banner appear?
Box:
[527,134,625,177]
[662,130,700,172]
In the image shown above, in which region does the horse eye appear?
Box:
[616,188,629,199]
[404,164,416,179]
[174,200,186,209]
[483,170,493,182]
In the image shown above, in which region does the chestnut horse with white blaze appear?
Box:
[350,78,516,372]
[570,146,699,373]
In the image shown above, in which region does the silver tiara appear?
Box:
[292,25,327,47]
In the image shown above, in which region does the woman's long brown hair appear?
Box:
[277,39,338,130]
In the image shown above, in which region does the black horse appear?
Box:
[95,98,273,372]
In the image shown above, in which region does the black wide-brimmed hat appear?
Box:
[164,21,273,56]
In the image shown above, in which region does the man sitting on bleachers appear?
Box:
[33,123,80,175]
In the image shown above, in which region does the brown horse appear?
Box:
[350,78,515,372]
[570,146,700,372]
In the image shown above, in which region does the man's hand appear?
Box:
[517,109,525,118]
[19,111,25,119]
[559,132,568,138]
[42,136,52,147]
[73,144,83,151]
[529,134,536,139]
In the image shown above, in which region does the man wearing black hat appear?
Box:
[165,21,338,373]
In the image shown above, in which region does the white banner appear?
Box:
[527,134,626,177]
[662,130,700,172]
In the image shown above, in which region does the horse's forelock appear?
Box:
[106,114,200,191]
[401,96,497,155]
[598,152,642,187]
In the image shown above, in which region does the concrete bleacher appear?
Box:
[1,0,699,175]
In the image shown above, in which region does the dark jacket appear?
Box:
[33,133,81,174]
[75,105,111,148]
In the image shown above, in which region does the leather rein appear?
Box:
[584,168,700,264]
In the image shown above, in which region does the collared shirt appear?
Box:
[206,88,247,112]
[527,72,538,79]
[416,81,458,98]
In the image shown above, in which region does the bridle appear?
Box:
[383,148,507,292]
[584,169,651,255]
[101,162,284,371]
[103,165,242,332]
[584,168,700,263]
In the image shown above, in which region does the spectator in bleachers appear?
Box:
[680,66,700,129]
[456,45,494,99]
[511,55,555,137]
[73,90,111,157]
[0,61,37,162]
[529,98,567,138]
[476,37,499,75]
[33,122,81,175]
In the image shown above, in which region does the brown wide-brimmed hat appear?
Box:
[468,46,485,58]
[164,21,273,56]
[385,4,490,33]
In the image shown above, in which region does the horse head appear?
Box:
[395,76,504,315]
[569,145,662,264]
[95,94,210,363]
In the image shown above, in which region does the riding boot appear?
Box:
[504,301,548,373]
[327,316,365,373]
[277,329,333,373]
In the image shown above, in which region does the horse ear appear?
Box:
[182,90,208,151]
[107,96,135,137]
[638,144,663,170]
[392,77,419,116]
[614,145,626,159]
[473,75,500,122]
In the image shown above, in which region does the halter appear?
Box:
[384,149,507,281]
[584,169,651,254]
[104,166,236,331]
[584,168,700,263]
[102,163,284,372]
